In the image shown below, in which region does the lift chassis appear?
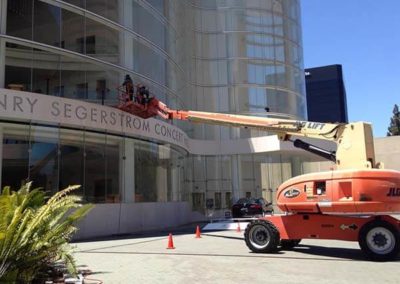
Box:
[245,214,400,261]
[116,91,400,261]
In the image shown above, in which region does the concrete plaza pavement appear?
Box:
[73,224,400,284]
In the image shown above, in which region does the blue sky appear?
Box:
[301,0,400,137]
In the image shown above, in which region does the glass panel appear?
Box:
[192,192,205,212]
[63,0,85,8]
[86,0,119,23]
[136,44,166,86]
[225,191,232,208]
[147,0,165,15]
[274,37,285,62]
[85,17,120,64]
[84,132,106,203]
[32,50,61,96]
[105,135,120,203]
[206,156,218,180]
[5,43,33,92]
[1,123,30,189]
[215,192,221,209]
[59,128,84,196]
[6,0,33,40]
[134,141,160,202]
[167,149,184,202]
[273,13,284,36]
[61,9,85,54]
[28,125,60,194]
[202,10,217,32]
[241,154,255,196]
[60,56,86,99]
[97,70,120,105]
[33,0,61,48]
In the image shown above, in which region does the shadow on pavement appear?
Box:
[72,222,209,243]
[202,233,244,240]
[76,249,363,262]
[289,244,400,262]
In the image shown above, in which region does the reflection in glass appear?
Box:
[59,129,84,196]
[63,1,85,8]
[86,0,119,23]
[32,50,61,96]
[61,9,85,53]
[1,124,30,189]
[105,136,120,203]
[33,0,61,48]
[28,125,59,194]
[84,132,106,203]
[135,142,160,202]
[6,0,33,40]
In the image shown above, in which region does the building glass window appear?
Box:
[1,124,30,189]
[59,128,85,197]
[192,192,205,211]
[105,136,120,203]
[28,125,60,194]
[6,0,33,40]
[33,0,61,48]
[225,192,232,208]
[83,132,106,203]
[215,192,221,209]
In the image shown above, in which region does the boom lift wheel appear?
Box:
[244,219,280,253]
[358,219,400,261]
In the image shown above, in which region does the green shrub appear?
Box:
[0,183,93,282]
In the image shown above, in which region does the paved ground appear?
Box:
[73,224,400,284]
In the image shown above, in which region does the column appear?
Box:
[156,166,167,202]
[170,166,179,201]
[119,0,135,72]
[231,154,242,201]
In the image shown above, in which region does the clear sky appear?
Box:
[301,0,400,137]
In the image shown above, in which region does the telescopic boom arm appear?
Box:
[168,109,377,170]
[117,95,379,170]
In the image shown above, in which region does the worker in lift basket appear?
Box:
[122,74,134,102]
[137,84,150,105]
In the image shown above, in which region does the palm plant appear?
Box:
[0,183,93,282]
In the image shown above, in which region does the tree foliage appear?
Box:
[387,104,400,136]
[0,183,93,282]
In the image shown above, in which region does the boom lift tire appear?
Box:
[280,239,302,250]
[244,219,280,253]
[358,219,400,261]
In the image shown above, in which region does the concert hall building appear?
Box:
[0,0,310,238]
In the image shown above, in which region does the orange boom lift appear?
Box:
[117,91,400,261]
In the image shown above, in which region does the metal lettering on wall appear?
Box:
[0,89,189,151]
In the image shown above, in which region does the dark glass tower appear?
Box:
[305,64,348,123]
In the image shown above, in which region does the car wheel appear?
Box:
[280,239,301,250]
[244,220,280,253]
[358,220,400,261]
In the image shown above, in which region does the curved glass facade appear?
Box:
[190,0,305,141]
[186,0,306,214]
[0,0,307,221]
[0,121,186,203]
[3,0,190,109]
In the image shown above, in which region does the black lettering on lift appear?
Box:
[387,188,400,197]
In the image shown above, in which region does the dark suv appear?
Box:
[231,197,273,218]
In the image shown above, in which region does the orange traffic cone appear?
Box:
[167,233,175,249]
[195,225,201,238]
[236,222,241,232]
